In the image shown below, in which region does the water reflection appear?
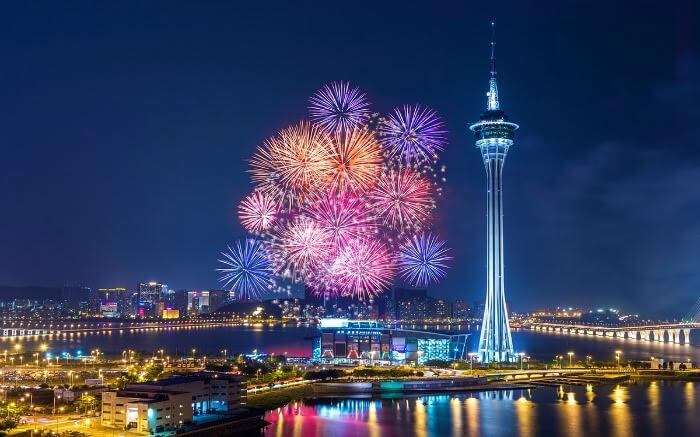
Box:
[609,385,632,437]
[263,382,698,437]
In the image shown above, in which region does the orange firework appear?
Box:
[249,121,332,207]
[324,128,382,193]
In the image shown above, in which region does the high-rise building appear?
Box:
[430,299,451,320]
[61,283,92,311]
[469,22,518,362]
[97,287,130,315]
[453,299,470,320]
[137,282,168,317]
[395,289,429,321]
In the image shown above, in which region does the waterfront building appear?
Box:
[101,388,191,433]
[161,308,180,319]
[128,373,246,413]
[470,23,518,362]
[313,318,468,365]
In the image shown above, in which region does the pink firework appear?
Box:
[330,237,396,300]
[274,216,333,278]
[325,128,383,194]
[369,168,435,233]
[249,121,332,208]
[238,191,279,233]
[303,192,377,247]
[379,104,447,165]
[309,82,371,132]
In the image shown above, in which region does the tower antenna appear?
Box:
[490,20,496,78]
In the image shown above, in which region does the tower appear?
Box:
[469,22,518,362]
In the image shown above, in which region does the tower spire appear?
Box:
[487,20,500,111]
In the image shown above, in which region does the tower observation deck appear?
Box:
[469,21,518,363]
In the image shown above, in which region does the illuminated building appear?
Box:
[161,308,180,319]
[452,299,470,320]
[430,299,451,319]
[313,319,469,365]
[137,282,168,317]
[97,287,130,315]
[101,389,192,433]
[469,22,518,362]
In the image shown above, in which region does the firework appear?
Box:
[217,239,274,300]
[398,233,451,287]
[380,105,447,165]
[222,81,451,302]
[330,237,396,300]
[250,121,332,207]
[304,192,376,247]
[325,128,383,193]
[309,81,371,132]
[274,216,333,278]
[369,168,434,233]
[238,191,279,233]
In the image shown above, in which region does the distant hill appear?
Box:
[0,286,62,300]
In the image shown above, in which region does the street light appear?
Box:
[518,352,525,370]
[615,350,622,369]
[567,351,574,368]
[586,355,592,366]
[191,349,196,360]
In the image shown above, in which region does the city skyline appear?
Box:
[1,2,699,317]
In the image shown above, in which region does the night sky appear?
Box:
[1,2,698,317]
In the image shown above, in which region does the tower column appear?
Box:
[470,22,518,363]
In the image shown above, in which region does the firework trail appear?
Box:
[398,233,451,287]
[309,81,371,132]
[379,104,447,165]
[369,168,435,233]
[217,239,274,300]
[238,190,279,233]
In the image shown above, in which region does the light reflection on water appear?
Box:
[263,381,700,437]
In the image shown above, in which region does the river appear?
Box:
[5,324,697,363]
[262,381,699,436]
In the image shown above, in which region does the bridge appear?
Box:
[528,321,698,344]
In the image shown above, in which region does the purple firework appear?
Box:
[309,82,371,132]
[398,233,451,287]
[379,105,447,165]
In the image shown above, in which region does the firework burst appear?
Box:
[325,128,383,193]
[238,191,279,233]
[273,216,333,278]
[331,237,396,300]
[249,121,332,208]
[309,81,371,132]
[304,192,376,247]
[369,168,435,233]
[221,81,451,301]
[217,239,274,300]
[398,233,451,287]
[380,105,447,165]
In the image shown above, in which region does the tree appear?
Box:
[0,401,27,434]
[75,393,97,415]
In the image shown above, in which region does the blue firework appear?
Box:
[217,239,273,300]
[398,233,451,287]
